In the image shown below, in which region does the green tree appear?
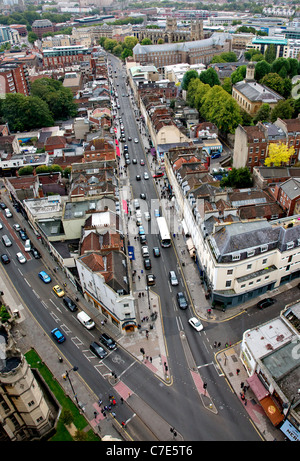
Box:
[123,36,138,50]
[199,67,220,87]
[264,44,276,64]
[271,100,294,123]
[222,77,232,94]
[18,165,34,176]
[181,70,199,91]
[141,38,152,45]
[253,103,271,124]
[2,93,54,131]
[231,65,246,84]
[186,77,203,108]
[220,167,252,188]
[254,60,271,81]
[30,78,77,120]
[287,58,298,78]
[260,73,284,95]
[201,86,242,133]
[61,409,73,426]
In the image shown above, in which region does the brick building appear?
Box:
[233,118,300,172]
[0,62,30,96]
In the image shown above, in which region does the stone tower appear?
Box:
[166,17,177,33]
[191,19,204,41]
[245,62,255,82]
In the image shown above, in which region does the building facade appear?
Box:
[0,325,56,440]
[133,32,232,68]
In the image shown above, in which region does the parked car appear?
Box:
[144,211,151,221]
[0,222,2,229]
[51,328,66,344]
[138,225,145,235]
[141,246,149,257]
[188,317,203,331]
[31,247,41,259]
[1,254,10,264]
[0,202,6,209]
[90,341,107,359]
[144,258,152,270]
[100,333,116,350]
[140,234,147,245]
[13,223,21,231]
[19,230,27,241]
[4,208,12,218]
[38,270,51,283]
[153,247,161,257]
[176,292,188,310]
[63,296,77,312]
[154,209,160,217]
[153,172,164,178]
[136,217,142,227]
[16,252,26,264]
[24,239,31,252]
[256,298,275,309]
[146,274,156,286]
[53,285,65,298]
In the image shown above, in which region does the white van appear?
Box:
[77,311,95,330]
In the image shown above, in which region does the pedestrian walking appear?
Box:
[94,411,98,419]
[120,397,124,404]
[236,368,240,375]
[218,342,221,348]
[240,382,244,389]
[150,357,152,363]
[214,341,217,348]
[121,421,126,428]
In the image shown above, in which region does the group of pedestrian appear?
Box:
[240,382,250,405]
[97,394,120,419]
[213,341,222,348]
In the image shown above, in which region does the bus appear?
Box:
[157,216,171,248]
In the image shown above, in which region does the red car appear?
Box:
[153,172,164,178]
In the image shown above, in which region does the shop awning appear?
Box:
[186,238,196,257]
[246,373,269,401]
[181,219,190,237]
[260,396,284,427]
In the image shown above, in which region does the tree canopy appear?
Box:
[30,78,77,120]
[220,167,252,188]
[265,142,295,167]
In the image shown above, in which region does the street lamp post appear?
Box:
[65,366,79,405]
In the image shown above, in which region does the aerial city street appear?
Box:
[0,2,300,444]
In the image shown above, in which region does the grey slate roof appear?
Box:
[234,81,284,103]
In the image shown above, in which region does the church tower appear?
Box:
[166,17,177,33]
[190,19,204,41]
[245,62,255,82]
